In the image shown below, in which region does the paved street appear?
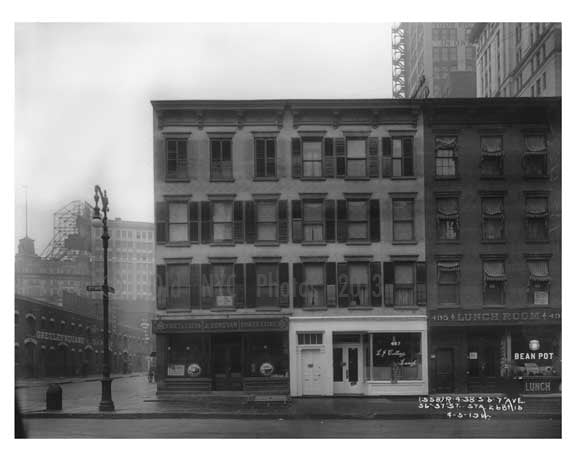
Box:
[22,417,561,438]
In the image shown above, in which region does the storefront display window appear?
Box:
[511,328,560,378]
[245,333,289,378]
[368,333,422,381]
[167,335,208,377]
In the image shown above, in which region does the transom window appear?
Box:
[346,138,367,177]
[210,139,233,180]
[168,202,188,242]
[212,201,233,242]
[297,333,323,345]
[435,136,458,177]
[302,139,323,177]
[436,197,459,240]
[347,200,369,241]
[303,264,325,307]
[256,201,278,241]
[303,201,324,242]
[255,138,276,178]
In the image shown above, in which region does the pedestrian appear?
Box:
[147,352,157,383]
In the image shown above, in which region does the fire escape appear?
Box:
[392,24,407,99]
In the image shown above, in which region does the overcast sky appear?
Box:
[15,22,393,252]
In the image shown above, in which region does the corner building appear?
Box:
[423,98,561,395]
[152,100,428,396]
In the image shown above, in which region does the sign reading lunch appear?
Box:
[430,309,561,325]
[152,317,289,333]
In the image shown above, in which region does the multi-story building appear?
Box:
[90,218,155,302]
[401,23,476,98]
[152,99,428,396]
[470,23,561,97]
[423,97,561,394]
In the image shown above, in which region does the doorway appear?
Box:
[333,344,361,394]
[434,348,455,393]
[301,349,323,395]
[212,334,243,390]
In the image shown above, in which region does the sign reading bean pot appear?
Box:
[187,363,202,377]
[259,362,274,377]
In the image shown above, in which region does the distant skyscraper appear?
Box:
[469,23,561,97]
[396,23,476,98]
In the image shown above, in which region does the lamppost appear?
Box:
[91,185,115,411]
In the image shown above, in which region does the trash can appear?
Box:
[46,384,62,411]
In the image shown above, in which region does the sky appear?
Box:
[14,22,393,253]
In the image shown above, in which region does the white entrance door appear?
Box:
[301,349,323,395]
[333,344,362,394]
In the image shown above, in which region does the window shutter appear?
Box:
[337,200,348,243]
[292,200,303,243]
[335,137,346,177]
[326,262,337,307]
[177,139,188,177]
[382,137,392,178]
[233,201,245,243]
[155,202,167,244]
[403,137,414,176]
[369,199,381,242]
[200,264,213,308]
[156,265,166,310]
[255,138,266,178]
[245,263,256,308]
[324,138,335,177]
[190,264,201,308]
[291,138,302,178]
[234,263,245,308]
[325,199,336,243]
[278,200,289,243]
[337,262,349,307]
[267,138,277,177]
[189,202,200,243]
[292,263,303,308]
[370,262,382,307]
[244,201,257,244]
[384,262,395,306]
[368,137,379,177]
[200,201,212,244]
[416,261,427,306]
[279,263,290,307]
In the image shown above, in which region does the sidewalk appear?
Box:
[16,372,146,389]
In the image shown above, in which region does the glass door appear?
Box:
[333,344,362,394]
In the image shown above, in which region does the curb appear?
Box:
[21,411,561,420]
[16,374,145,389]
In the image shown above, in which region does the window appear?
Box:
[527,260,550,305]
[393,199,415,242]
[303,264,325,307]
[536,79,541,96]
[297,333,323,345]
[347,200,369,241]
[255,263,279,306]
[483,260,506,305]
[392,138,414,177]
[523,135,547,177]
[166,138,188,180]
[437,261,460,305]
[210,138,233,180]
[347,138,367,177]
[482,197,504,241]
[256,201,277,242]
[303,201,324,242]
[302,139,323,177]
[254,138,276,178]
[212,264,234,307]
[543,72,547,89]
[394,263,414,306]
[435,137,458,177]
[525,196,549,241]
[349,263,370,307]
[370,333,422,381]
[166,264,190,308]
[436,197,459,240]
[212,201,233,242]
[480,136,503,177]
[168,202,188,242]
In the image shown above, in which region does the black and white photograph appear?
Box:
[6,0,570,447]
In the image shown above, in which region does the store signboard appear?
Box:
[152,317,289,333]
[167,364,185,376]
[430,308,561,326]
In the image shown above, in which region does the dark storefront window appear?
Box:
[245,333,289,378]
[167,335,208,377]
[370,333,422,381]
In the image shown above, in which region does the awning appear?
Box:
[526,197,548,217]
[25,313,36,321]
[484,261,506,281]
[482,198,503,215]
[525,135,546,152]
[437,198,458,216]
[481,136,503,154]
[528,260,550,281]
[438,261,460,271]
[435,136,457,149]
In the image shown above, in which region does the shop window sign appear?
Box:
[371,333,422,381]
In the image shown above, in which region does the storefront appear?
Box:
[429,308,561,395]
[289,315,428,396]
[152,316,290,394]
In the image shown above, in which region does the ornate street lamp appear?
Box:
[91,185,115,411]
